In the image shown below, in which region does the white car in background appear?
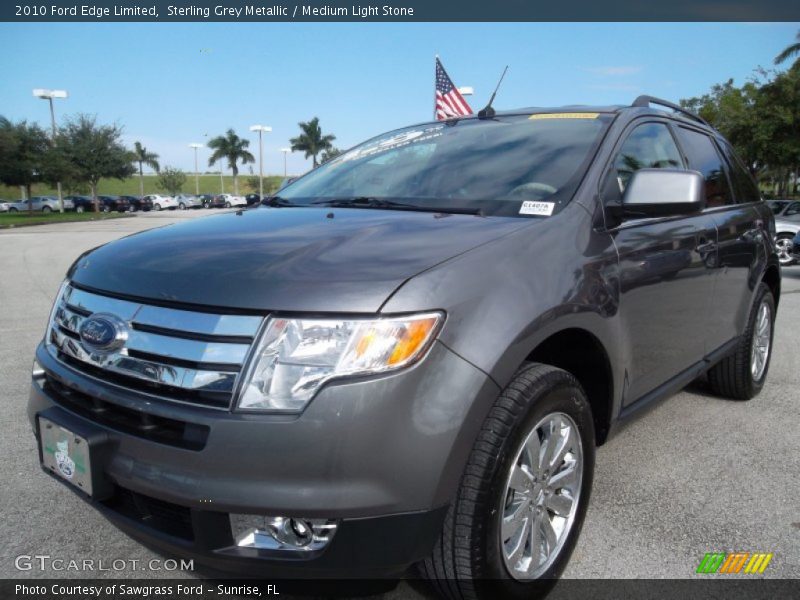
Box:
[775,217,800,266]
[0,201,9,213]
[142,194,179,211]
[218,194,247,208]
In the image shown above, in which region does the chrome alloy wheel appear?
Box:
[775,237,794,265]
[750,300,771,381]
[500,412,583,579]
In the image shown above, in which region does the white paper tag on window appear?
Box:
[519,201,555,216]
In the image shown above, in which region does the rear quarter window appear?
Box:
[675,127,734,208]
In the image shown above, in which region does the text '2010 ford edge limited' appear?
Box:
[30,96,780,599]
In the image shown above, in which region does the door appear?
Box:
[603,121,719,404]
[674,127,762,352]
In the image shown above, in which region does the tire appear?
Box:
[76,206,84,214]
[42,206,52,213]
[154,204,162,211]
[225,201,232,208]
[9,207,17,213]
[179,203,186,210]
[707,282,775,401]
[420,363,595,600]
[102,205,110,213]
[775,234,796,266]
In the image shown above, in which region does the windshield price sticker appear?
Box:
[519,201,555,216]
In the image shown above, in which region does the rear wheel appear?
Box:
[420,363,594,600]
[154,203,162,211]
[9,207,17,213]
[102,205,110,213]
[42,206,52,213]
[178,202,186,210]
[708,282,775,400]
[75,206,85,214]
[775,234,796,266]
[225,201,232,208]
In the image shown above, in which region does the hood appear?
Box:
[69,207,530,312]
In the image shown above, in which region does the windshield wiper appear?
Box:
[310,197,483,216]
[264,196,304,207]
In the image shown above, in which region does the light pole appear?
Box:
[189,144,203,195]
[249,125,272,198]
[33,88,68,212]
[280,148,291,177]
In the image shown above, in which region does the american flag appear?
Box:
[435,57,473,120]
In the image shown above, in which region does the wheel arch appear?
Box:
[525,327,614,445]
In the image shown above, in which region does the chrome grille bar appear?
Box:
[47,284,265,409]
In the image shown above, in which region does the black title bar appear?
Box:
[4,0,800,22]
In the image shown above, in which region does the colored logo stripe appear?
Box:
[697,552,773,574]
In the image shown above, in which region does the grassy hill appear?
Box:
[0,174,288,200]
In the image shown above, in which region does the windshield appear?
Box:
[279,113,612,216]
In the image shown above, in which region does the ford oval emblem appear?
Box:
[78,313,128,353]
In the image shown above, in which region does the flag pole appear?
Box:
[433,54,439,120]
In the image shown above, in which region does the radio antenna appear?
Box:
[478,65,509,119]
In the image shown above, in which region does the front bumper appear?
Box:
[29,340,498,575]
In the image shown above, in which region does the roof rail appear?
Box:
[631,95,711,127]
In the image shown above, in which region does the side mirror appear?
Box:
[613,169,705,219]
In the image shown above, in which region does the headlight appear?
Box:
[237,312,443,412]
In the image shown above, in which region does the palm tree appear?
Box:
[132,141,160,198]
[774,30,800,66]
[290,117,336,168]
[207,129,254,195]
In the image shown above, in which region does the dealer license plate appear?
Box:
[39,416,93,496]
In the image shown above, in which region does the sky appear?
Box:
[0,22,798,176]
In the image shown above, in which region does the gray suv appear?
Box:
[29,96,779,596]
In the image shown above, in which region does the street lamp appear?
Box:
[249,124,272,198]
[33,88,68,212]
[280,148,291,177]
[188,144,203,195]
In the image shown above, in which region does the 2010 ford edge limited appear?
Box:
[29,96,780,598]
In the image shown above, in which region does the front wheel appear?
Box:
[102,205,110,213]
[225,201,232,208]
[42,206,52,213]
[178,203,186,210]
[775,234,796,266]
[76,206,85,214]
[9,207,17,213]
[420,363,595,600]
[154,204,162,211]
[707,282,775,400]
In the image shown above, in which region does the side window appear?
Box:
[718,140,760,204]
[786,202,800,217]
[675,127,734,208]
[612,122,684,193]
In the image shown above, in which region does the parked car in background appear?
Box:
[173,194,203,210]
[245,193,265,206]
[5,196,74,212]
[198,194,219,208]
[120,195,152,212]
[218,193,247,208]
[0,201,9,213]
[142,194,178,211]
[775,217,800,266]
[64,195,94,213]
[97,195,131,213]
[767,199,800,220]
[793,231,800,262]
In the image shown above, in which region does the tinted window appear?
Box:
[718,141,760,204]
[768,201,788,215]
[676,127,733,208]
[280,114,613,217]
[612,122,683,192]
[786,202,800,217]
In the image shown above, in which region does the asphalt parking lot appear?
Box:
[0,209,797,589]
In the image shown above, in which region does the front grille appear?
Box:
[44,376,209,450]
[47,283,264,410]
[103,486,194,540]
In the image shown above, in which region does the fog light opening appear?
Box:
[231,514,338,552]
